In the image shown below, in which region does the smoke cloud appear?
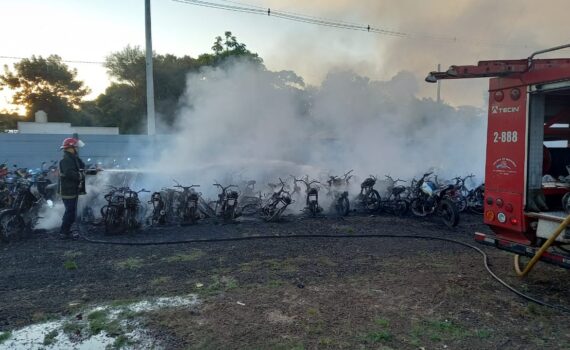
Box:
[149,60,485,200]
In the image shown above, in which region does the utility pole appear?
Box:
[145,0,156,135]
[436,63,441,104]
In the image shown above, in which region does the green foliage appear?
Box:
[0,55,89,120]
[0,113,23,131]
[365,330,393,343]
[0,331,11,344]
[64,260,78,270]
[43,329,58,346]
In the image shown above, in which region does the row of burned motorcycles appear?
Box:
[0,162,60,242]
[96,170,484,235]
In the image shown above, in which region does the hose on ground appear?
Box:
[80,233,570,314]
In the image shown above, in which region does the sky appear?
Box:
[0,0,569,112]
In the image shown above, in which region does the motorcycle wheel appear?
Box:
[267,204,288,222]
[365,190,381,213]
[454,197,468,212]
[410,198,426,217]
[0,212,25,242]
[181,206,197,226]
[104,206,124,235]
[309,201,318,217]
[337,197,350,216]
[393,199,409,217]
[223,206,236,223]
[439,199,460,228]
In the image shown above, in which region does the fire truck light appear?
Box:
[496,198,504,207]
[494,90,504,102]
[505,203,513,212]
[510,217,518,225]
[485,210,495,221]
[510,88,521,101]
[497,212,507,223]
[486,197,493,205]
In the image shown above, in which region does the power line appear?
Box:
[173,0,536,50]
[0,56,104,65]
[173,0,407,37]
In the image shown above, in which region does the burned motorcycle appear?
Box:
[409,172,460,227]
[101,186,149,235]
[173,182,201,225]
[326,170,353,216]
[294,176,322,217]
[212,183,239,222]
[241,178,292,222]
[354,175,381,213]
[0,177,57,242]
[379,175,409,216]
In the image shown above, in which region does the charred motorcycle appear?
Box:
[409,172,459,227]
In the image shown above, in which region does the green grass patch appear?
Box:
[87,309,122,336]
[43,329,58,346]
[162,250,205,263]
[62,322,83,336]
[411,319,470,343]
[115,257,144,270]
[64,260,78,270]
[0,331,11,344]
[374,318,390,327]
[474,329,492,339]
[113,334,133,349]
[200,275,239,296]
[365,330,393,343]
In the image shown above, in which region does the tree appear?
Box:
[0,55,90,121]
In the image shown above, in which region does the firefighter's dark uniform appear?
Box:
[59,151,86,238]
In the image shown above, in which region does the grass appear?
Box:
[0,331,11,344]
[64,260,78,270]
[361,317,393,344]
[62,322,83,336]
[162,250,205,263]
[374,318,390,327]
[115,257,144,270]
[474,329,492,339]
[113,334,133,349]
[43,329,58,346]
[410,318,470,343]
[87,310,121,336]
[199,275,239,296]
[365,330,393,343]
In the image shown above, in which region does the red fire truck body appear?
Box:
[427,45,570,269]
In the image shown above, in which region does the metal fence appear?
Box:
[0,134,165,169]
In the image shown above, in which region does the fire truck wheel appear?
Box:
[439,199,459,228]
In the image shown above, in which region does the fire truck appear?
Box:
[426,44,570,276]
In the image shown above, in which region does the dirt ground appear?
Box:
[1,213,569,349]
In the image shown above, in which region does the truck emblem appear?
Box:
[492,105,520,114]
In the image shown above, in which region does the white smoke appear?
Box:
[148,60,485,201]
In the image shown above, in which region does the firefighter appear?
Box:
[58,137,87,239]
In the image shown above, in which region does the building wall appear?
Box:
[0,134,166,169]
[18,122,120,135]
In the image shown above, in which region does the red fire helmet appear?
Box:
[60,138,85,150]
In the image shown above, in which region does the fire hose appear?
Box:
[79,232,570,314]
